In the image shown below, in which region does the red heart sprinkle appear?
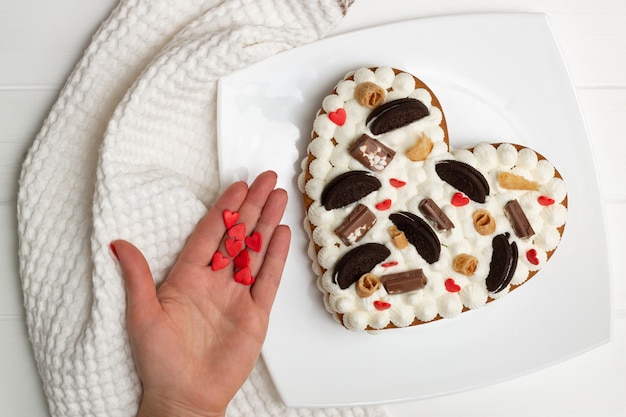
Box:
[227,223,246,241]
[245,231,262,253]
[526,249,540,265]
[234,267,255,286]
[222,210,239,229]
[389,178,406,188]
[381,261,398,268]
[210,251,230,271]
[375,199,392,211]
[374,300,391,311]
[538,195,555,206]
[445,278,461,293]
[234,249,251,269]
[225,238,244,257]
[328,108,346,126]
[451,192,470,207]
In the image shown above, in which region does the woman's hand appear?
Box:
[111,171,291,417]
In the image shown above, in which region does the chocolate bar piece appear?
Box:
[381,269,428,294]
[419,198,454,231]
[334,204,377,246]
[349,134,396,172]
[504,199,535,239]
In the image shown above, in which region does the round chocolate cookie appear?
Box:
[298,67,567,331]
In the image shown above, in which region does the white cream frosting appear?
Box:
[299,67,568,331]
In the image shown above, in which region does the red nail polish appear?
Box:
[110,243,119,260]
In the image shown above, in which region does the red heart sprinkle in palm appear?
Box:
[225,238,244,257]
[526,248,540,265]
[375,199,392,210]
[210,251,230,271]
[328,108,346,126]
[538,195,555,206]
[389,178,406,188]
[374,300,391,311]
[245,231,262,252]
[227,223,246,241]
[234,267,255,286]
[445,278,461,293]
[234,249,251,269]
[222,210,239,229]
[451,192,470,207]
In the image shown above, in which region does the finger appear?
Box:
[111,240,161,324]
[246,187,288,275]
[229,170,279,241]
[229,186,288,288]
[251,224,291,312]
[178,180,249,267]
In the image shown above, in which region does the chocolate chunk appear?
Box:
[321,171,381,210]
[349,134,396,172]
[333,243,391,290]
[381,269,428,294]
[504,199,535,239]
[486,233,518,293]
[334,204,377,246]
[389,211,440,264]
[418,198,454,231]
[366,98,429,135]
[435,160,490,203]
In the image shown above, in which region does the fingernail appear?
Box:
[109,243,119,261]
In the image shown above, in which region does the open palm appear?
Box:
[112,171,291,417]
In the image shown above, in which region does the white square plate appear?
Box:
[217,13,611,407]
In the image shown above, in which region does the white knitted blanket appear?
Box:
[17,0,387,416]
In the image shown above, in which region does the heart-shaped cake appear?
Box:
[298,67,568,331]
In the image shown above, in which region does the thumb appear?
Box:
[111,240,161,322]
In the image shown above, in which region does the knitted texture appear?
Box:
[17,0,387,416]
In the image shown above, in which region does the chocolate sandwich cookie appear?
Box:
[486,233,519,293]
[321,171,381,210]
[366,97,430,135]
[435,160,490,203]
[333,243,391,290]
[389,211,440,264]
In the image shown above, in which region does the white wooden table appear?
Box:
[1,1,624,416]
